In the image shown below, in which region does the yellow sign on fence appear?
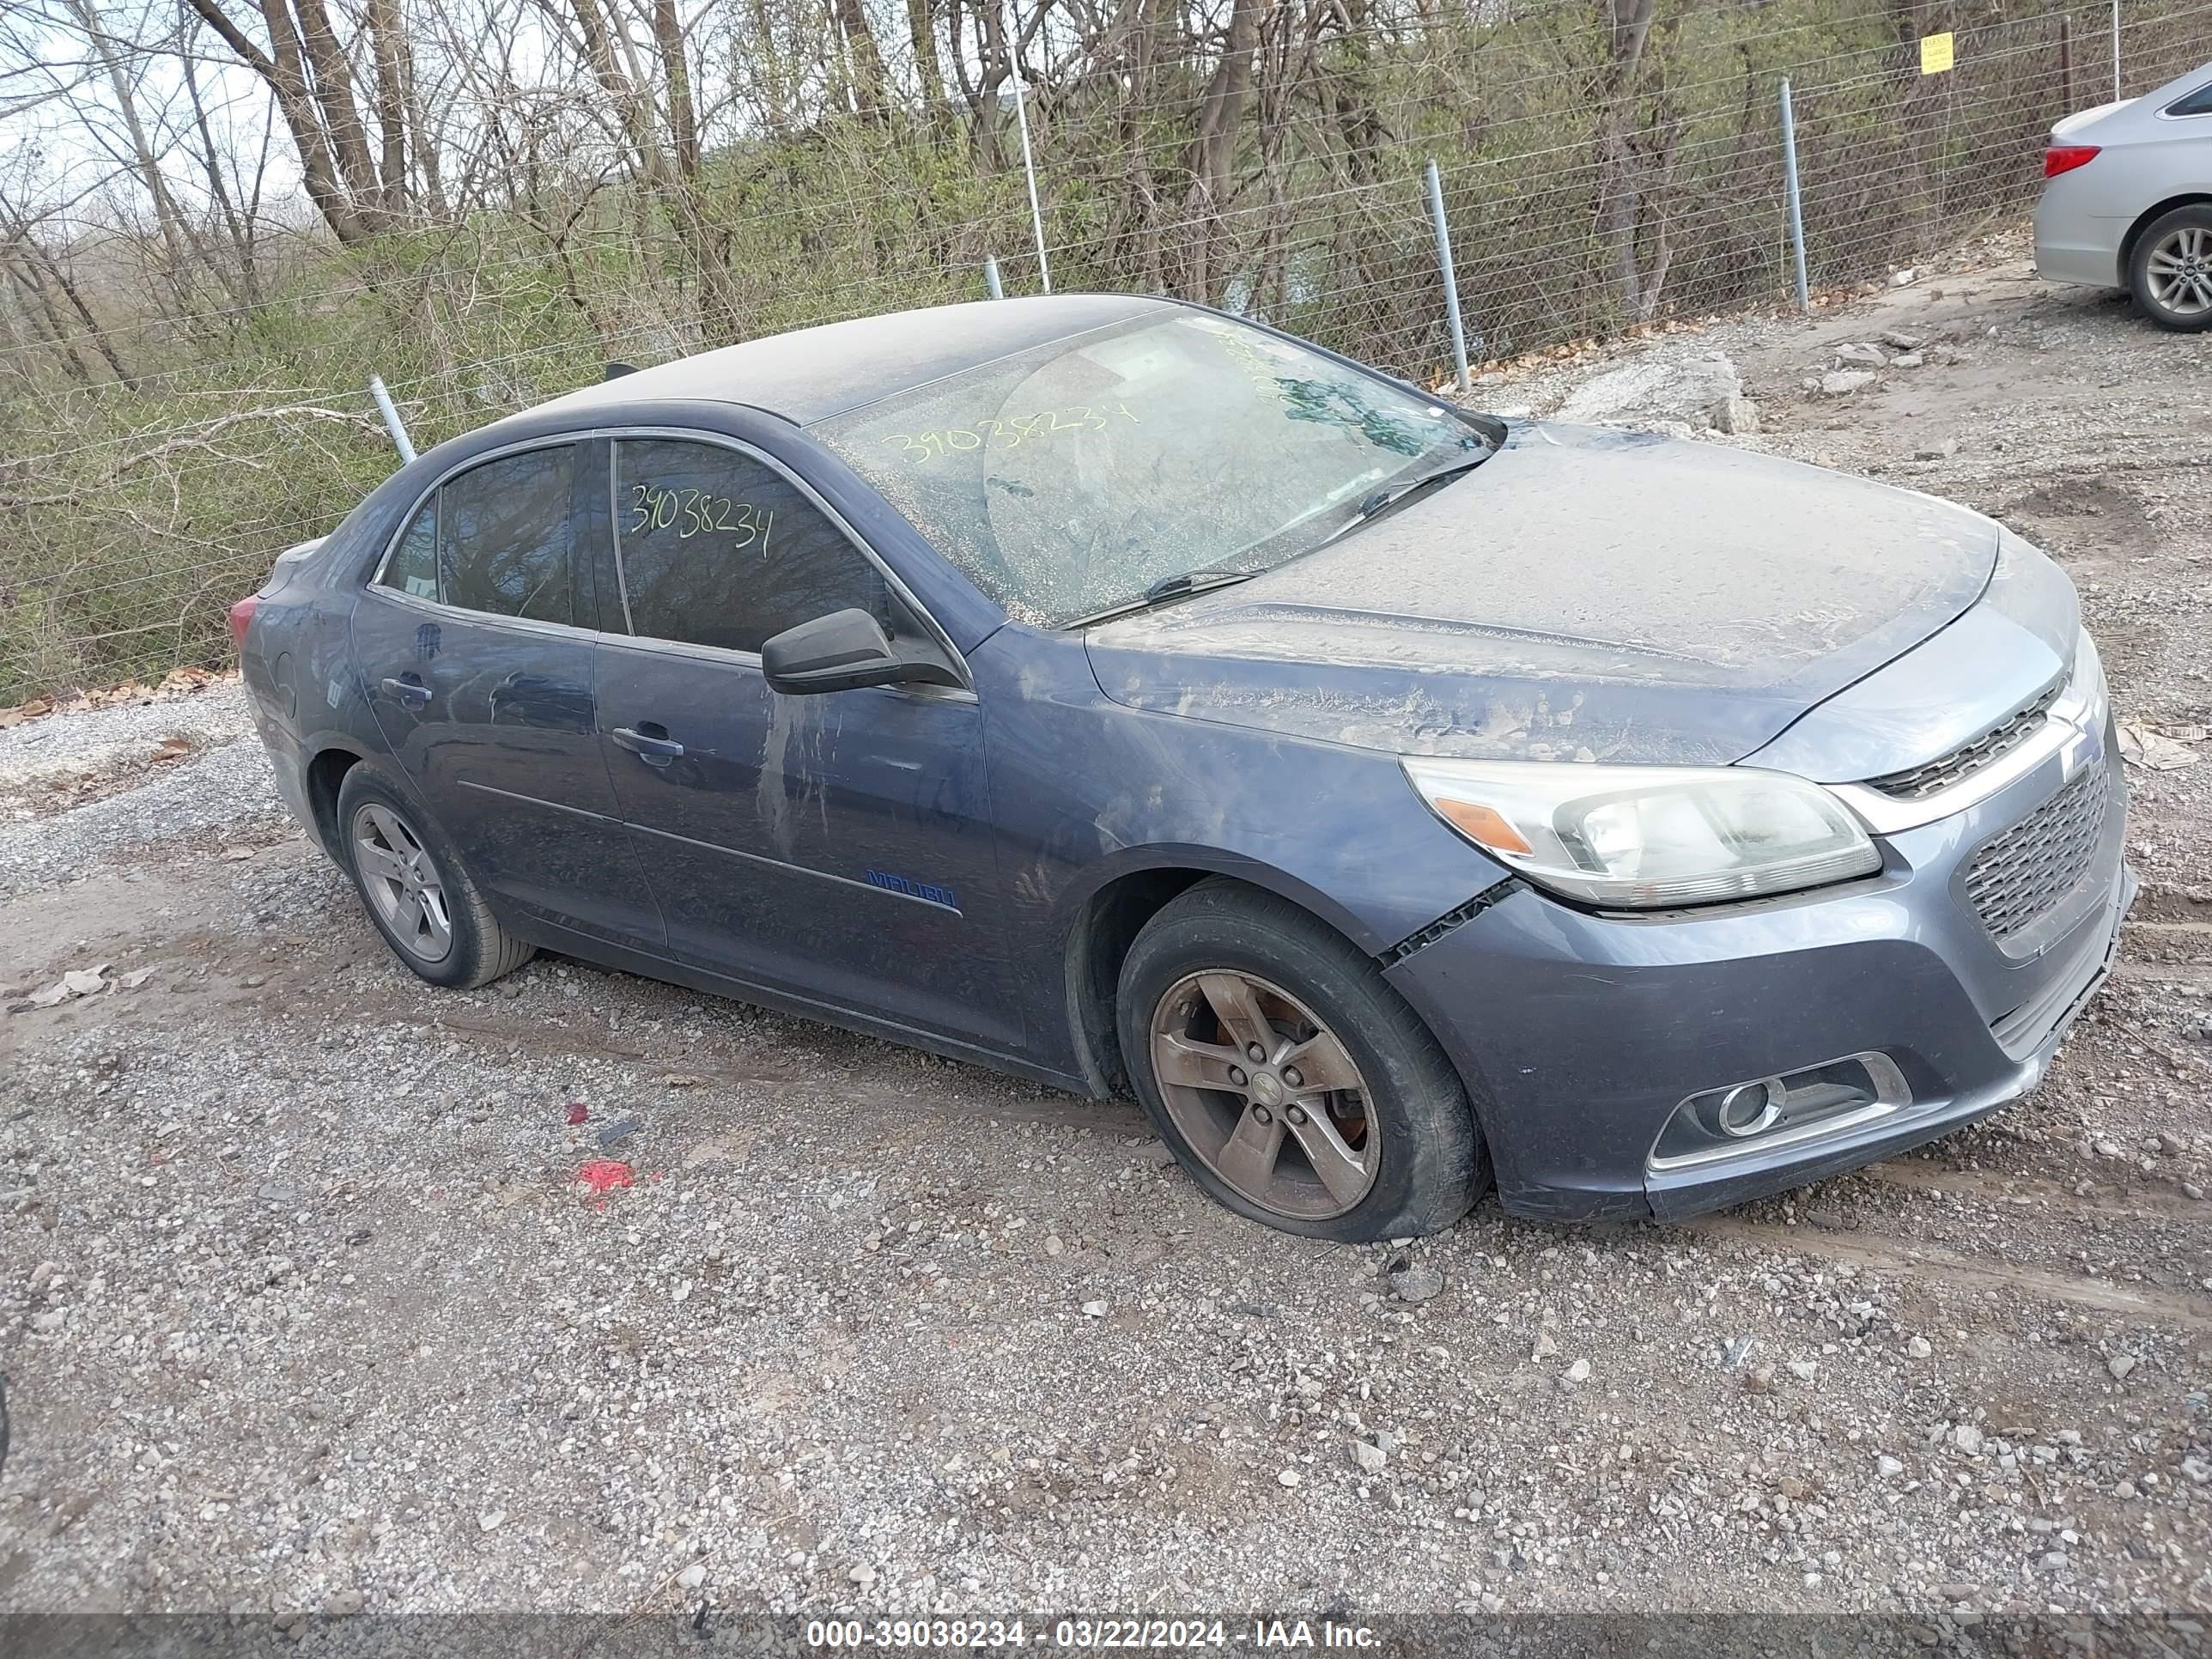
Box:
[1920,31,1955,74]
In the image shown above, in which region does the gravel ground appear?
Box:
[0,687,281,900]
[2,241,2209,1628]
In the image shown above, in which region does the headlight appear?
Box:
[2057,625,2106,728]
[1401,757,1883,908]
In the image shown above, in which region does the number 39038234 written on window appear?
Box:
[627,483,775,556]
[881,402,1140,464]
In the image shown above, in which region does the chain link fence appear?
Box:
[3,0,2210,702]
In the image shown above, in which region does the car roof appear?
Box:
[519,293,1176,428]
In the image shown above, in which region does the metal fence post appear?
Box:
[1006,8,1052,295]
[2110,0,2121,98]
[368,374,416,465]
[2059,13,2074,110]
[984,256,1004,300]
[1424,160,1471,395]
[1778,79,1810,313]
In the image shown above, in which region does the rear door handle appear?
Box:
[611,726,685,765]
[380,677,430,707]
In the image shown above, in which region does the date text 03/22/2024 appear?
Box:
[801,1620,1381,1650]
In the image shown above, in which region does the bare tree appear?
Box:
[1592,0,1674,322]
[906,0,945,107]
[3,0,2185,702]
[180,0,427,240]
[830,0,890,119]
[1176,0,1264,302]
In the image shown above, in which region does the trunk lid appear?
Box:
[2051,97,2136,138]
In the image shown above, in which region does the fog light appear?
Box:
[1649,1053,1910,1173]
[1714,1080,1782,1138]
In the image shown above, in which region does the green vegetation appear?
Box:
[3,0,2205,702]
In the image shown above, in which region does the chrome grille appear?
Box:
[1870,683,2063,801]
[1962,762,2111,945]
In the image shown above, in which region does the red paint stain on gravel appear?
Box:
[575,1159,633,1196]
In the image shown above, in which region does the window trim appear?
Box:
[364,426,971,695]
[435,439,588,628]
[606,442,637,635]
[602,426,969,686]
[2159,80,2212,118]
[377,492,443,605]
[367,435,592,631]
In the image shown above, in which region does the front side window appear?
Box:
[811,311,1486,626]
[437,446,579,625]
[612,438,889,653]
[380,501,439,601]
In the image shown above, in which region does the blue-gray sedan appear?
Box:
[233,295,2133,1238]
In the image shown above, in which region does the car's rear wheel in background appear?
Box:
[2130,204,2212,332]
[336,762,534,990]
[1116,878,1490,1240]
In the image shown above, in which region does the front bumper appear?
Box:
[1384,724,2132,1223]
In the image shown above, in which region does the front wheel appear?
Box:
[1116,879,1490,1240]
[2129,204,2212,332]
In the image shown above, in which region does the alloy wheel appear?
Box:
[2146,225,2212,318]
[351,802,455,963]
[1148,969,1379,1220]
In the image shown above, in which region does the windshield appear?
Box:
[811,312,1486,626]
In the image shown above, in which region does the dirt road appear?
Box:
[3,242,2208,1624]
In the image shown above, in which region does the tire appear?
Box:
[335,762,534,990]
[1116,878,1491,1241]
[2128,204,2212,333]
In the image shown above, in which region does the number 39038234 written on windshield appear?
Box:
[882,402,1139,463]
[627,483,775,556]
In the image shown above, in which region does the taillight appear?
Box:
[226,594,259,652]
[2045,145,2100,177]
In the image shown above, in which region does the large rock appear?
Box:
[1553,350,1743,428]
[1711,394,1760,435]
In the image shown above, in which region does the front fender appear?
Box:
[974,629,1511,1082]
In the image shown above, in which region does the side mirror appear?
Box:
[761,608,963,696]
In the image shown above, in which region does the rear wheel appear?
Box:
[1117,879,1490,1240]
[2129,204,2212,332]
[336,763,533,990]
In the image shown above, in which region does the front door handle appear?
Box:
[611,725,685,766]
[380,676,431,707]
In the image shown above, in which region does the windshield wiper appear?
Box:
[1065,568,1255,629]
[1062,444,1494,629]
[1356,450,1494,521]
[1313,448,1496,552]
[1141,568,1254,605]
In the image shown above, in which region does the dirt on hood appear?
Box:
[1084,422,2001,764]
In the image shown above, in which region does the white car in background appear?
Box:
[2033,58,2212,331]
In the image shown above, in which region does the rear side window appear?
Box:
[2169,81,2212,116]
[380,501,439,601]
[612,438,890,654]
[437,447,580,625]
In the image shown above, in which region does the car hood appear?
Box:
[1083,423,2001,766]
